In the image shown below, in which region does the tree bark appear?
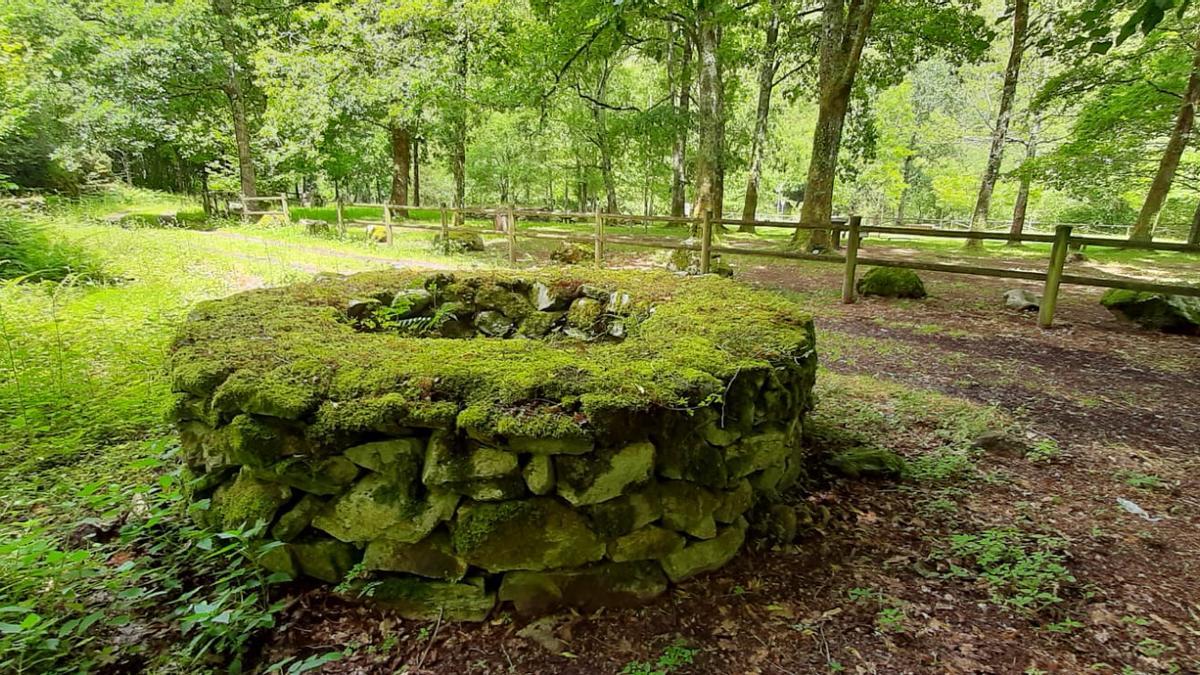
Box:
[895,133,917,225]
[389,124,411,218]
[692,1,726,224]
[212,0,256,199]
[792,0,880,250]
[1130,33,1200,243]
[412,137,421,207]
[590,63,619,213]
[451,37,469,225]
[1008,112,1039,245]
[740,0,781,231]
[966,0,1028,249]
[1189,199,1200,246]
[670,30,692,218]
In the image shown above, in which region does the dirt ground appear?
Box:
[257,248,1200,675]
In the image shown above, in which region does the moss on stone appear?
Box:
[248,455,359,495]
[366,576,495,621]
[586,485,662,538]
[451,498,605,571]
[660,517,748,582]
[311,474,458,543]
[554,442,655,506]
[522,455,555,495]
[363,530,468,581]
[607,526,685,562]
[210,469,291,531]
[856,267,927,299]
[272,494,326,541]
[498,561,667,614]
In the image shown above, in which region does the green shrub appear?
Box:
[0,211,107,283]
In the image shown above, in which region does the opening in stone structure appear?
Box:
[171,270,818,621]
[345,274,642,342]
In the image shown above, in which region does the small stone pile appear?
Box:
[171,270,817,620]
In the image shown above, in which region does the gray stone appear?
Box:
[475,310,515,337]
[660,517,748,582]
[530,282,576,311]
[1003,288,1040,311]
[346,297,382,320]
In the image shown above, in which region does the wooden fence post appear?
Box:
[1038,224,1073,329]
[240,194,250,223]
[335,199,345,236]
[382,202,393,244]
[440,203,450,255]
[594,210,606,268]
[700,209,713,274]
[507,204,517,265]
[280,193,291,222]
[842,215,862,304]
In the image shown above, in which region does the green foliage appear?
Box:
[944,528,1075,614]
[0,210,106,282]
[1025,438,1061,463]
[619,641,699,675]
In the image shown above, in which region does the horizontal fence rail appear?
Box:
[312,200,1199,328]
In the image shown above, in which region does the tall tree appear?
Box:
[1130,32,1200,241]
[966,0,1029,248]
[1008,110,1040,244]
[211,0,260,198]
[740,0,782,229]
[669,28,692,217]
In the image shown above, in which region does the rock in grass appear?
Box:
[856,267,927,299]
[825,447,907,479]
[367,576,495,621]
[451,498,605,572]
[1100,289,1200,333]
[1003,288,1040,311]
[498,561,668,614]
[659,518,748,582]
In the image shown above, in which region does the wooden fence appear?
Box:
[326,201,1200,329]
[239,194,290,221]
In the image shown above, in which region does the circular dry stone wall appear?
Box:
[169,269,817,620]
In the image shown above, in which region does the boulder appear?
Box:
[1100,289,1200,333]
[498,561,668,614]
[363,530,468,580]
[366,225,389,242]
[312,474,458,543]
[549,242,591,265]
[660,518,748,582]
[856,267,927,299]
[555,442,655,506]
[475,310,515,337]
[434,229,485,252]
[1003,288,1040,311]
[368,577,495,621]
[451,498,605,571]
[826,447,907,479]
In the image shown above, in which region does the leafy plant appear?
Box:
[0,211,107,283]
[619,641,699,675]
[943,528,1075,614]
[1026,438,1061,463]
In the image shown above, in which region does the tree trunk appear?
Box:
[412,137,421,207]
[895,131,918,225]
[670,31,692,218]
[1130,33,1200,242]
[740,0,781,231]
[791,0,880,250]
[591,63,619,213]
[212,0,256,199]
[389,124,411,218]
[692,2,725,225]
[1189,199,1200,246]
[451,38,469,225]
[966,0,1028,249]
[1008,113,1039,245]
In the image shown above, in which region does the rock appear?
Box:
[363,530,468,580]
[971,431,1030,458]
[607,526,685,562]
[368,577,495,621]
[826,447,907,479]
[555,442,655,506]
[390,289,433,318]
[508,434,594,455]
[434,229,485,252]
[209,469,291,531]
[447,476,527,501]
[713,479,753,524]
[566,297,604,330]
[523,455,556,495]
[300,218,329,235]
[660,518,748,582]
[856,267,927,299]
[346,297,383,321]
[475,310,515,337]
[344,438,425,483]
[272,494,326,541]
[498,561,667,614]
[451,498,605,572]
[752,503,798,544]
[655,437,729,489]
[586,486,662,537]
[579,284,609,300]
[255,541,298,578]
[220,414,288,468]
[248,455,359,495]
[530,281,578,311]
[517,311,563,337]
[1003,288,1040,311]
[423,433,520,486]
[475,285,533,320]
[1100,289,1200,333]
[366,224,389,242]
[312,474,459,543]
[290,535,357,583]
[550,242,591,265]
[659,481,718,539]
[725,430,789,479]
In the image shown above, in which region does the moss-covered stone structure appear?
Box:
[170,269,817,620]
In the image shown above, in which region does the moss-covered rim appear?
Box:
[169,269,816,440]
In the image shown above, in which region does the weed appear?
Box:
[1119,472,1164,490]
[1026,438,1061,463]
[619,641,699,675]
[942,528,1075,614]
